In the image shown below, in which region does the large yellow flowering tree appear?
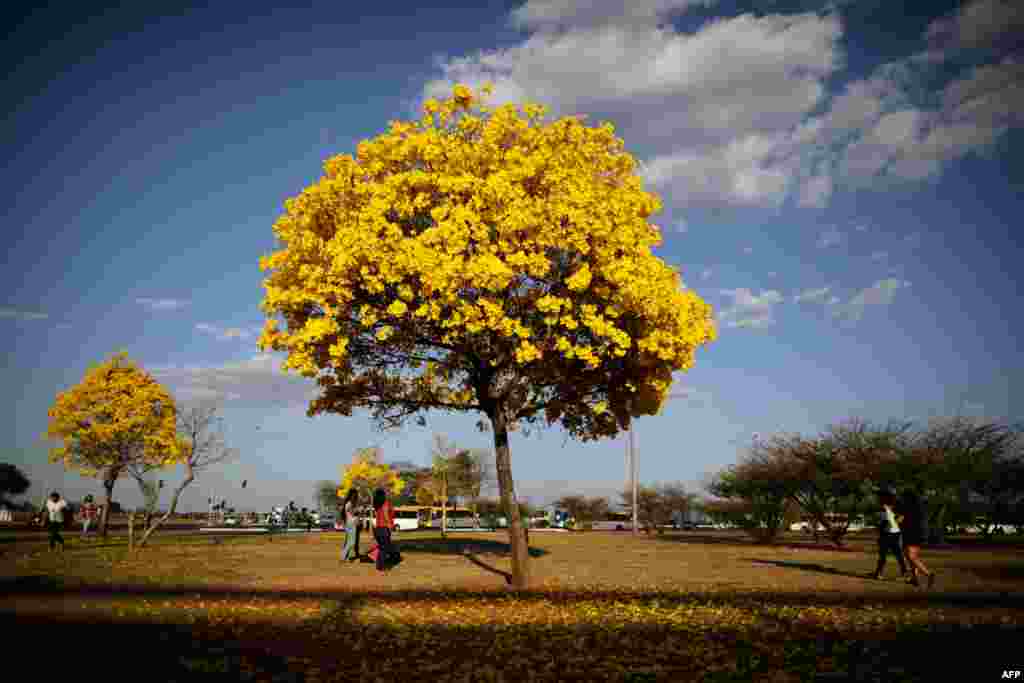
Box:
[258,83,716,587]
[44,352,184,538]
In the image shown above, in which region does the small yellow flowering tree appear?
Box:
[258,83,716,588]
[337,447,405,510]
[44,352,184,538]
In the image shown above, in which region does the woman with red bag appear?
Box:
[371,488,401,571]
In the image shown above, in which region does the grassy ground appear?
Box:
[2,529,1022,681]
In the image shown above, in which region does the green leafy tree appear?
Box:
[315,480,341,511]
[705,462,790,544]
[554,495,609,529]
[0,463,30,508]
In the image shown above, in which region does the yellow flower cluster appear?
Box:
[258,83,716,431]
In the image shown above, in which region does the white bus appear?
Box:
[434,507,478,530]
[392,506,423,532]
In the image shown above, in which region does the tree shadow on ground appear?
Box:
[746,559,875,580]
[654,533,860,552]
[392,537,547,559]
[3,584,1021,682]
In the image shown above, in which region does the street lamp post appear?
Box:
[626,391,691,537]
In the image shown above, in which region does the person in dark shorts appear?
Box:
[870,487,907,580]
[372,488,401,571]
[44,491,67,552]
[899,489,935,588]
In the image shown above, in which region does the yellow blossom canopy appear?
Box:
[258,83,716,440]
[45,352,184,477]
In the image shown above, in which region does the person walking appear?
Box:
[899,489,936,589]
[79,495,98,540]
[44,491,67,552]
[372,488,401,571]
[870,487,907,580]
[340,489,361,562]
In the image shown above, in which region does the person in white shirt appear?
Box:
[44,491,67,552]
[870,488,907,579]
[340,488,361,562]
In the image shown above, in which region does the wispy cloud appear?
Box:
[719,288,783,329]
[817,227,843,248]
[742,246,754,255]
[150,353,319,405]
[854,223,869,232]
[700,268,713,280]
[195,323,262,342]
[0,307,48,321]
[871,250,888,261]
[767,271,778,278]
[793,286,831,304]
[137,298,190,312]
[425,0,1022,215]
[830,278,911,323]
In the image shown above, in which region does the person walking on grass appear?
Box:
[340,489,361,562]
[372,488,401,572]
[899,489,936,589]
[870,487,907,580]
[44,491,67,552]
[79,494,98,540]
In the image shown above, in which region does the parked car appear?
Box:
[316,512,337,530]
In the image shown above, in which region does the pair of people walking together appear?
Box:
[872,487,935,588]
[340,487,401,571]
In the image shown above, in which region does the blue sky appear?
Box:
[3,0,1021,513]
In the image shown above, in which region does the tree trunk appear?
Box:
[928,502,947,545]
[99,469,118,539]
[489,403,529,589]
[441,479,448,539]
[128,510,135,550]
[136,466,194,549]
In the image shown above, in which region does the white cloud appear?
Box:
[817,227,842,248]
[195,323,260,342]
[424,9,841,210]
[793,286,831,304]
[151,353,319,406]
[718,288,783,328]
[797,172,833,208]
[421,1,1020,215]
[509,0,717,31]
[830,278,911,322]
[136,298,189,312]
[0,307,48,320]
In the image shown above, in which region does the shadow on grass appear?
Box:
[3,583,1021,682]
[746,559,874,580]
[655,533,860,552]
[392,536,547,559]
